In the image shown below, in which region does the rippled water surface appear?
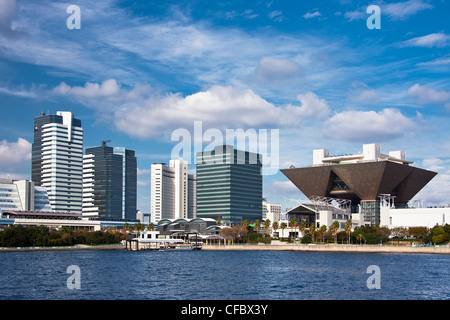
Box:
[0,250,448,300]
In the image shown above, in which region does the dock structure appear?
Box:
[126,238,193,251]
[125,230,202,251]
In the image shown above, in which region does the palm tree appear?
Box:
[299,221,307,238]
[147,223,154,232]
[264,219,271,234]
[345,219,352,244]
[309,223,316,243]
[319,225,327,243]
[280,222,287,239]
[255,219,261,233]
[272,221,279,238]
[289,218,298,239]
[331,221,340,244]
[356,233,365,245]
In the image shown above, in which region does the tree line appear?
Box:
[219,218,450,245]
[0,225,125,247]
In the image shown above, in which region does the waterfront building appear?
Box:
[196,145,263,226]
[262,201,282,222]
[281,143,437,226]
[136,211,151,224]
[0,178,52,213]
[32,111,83,213]
[82,142,137,221]
[150,159,196,224]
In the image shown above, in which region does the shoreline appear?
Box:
[1,243,449,254]
[202,243,450,254]
[0,244,126,252]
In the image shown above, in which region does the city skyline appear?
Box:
[1,0,450,213]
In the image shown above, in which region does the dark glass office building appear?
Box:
[82,143,137,221]
[196,145,263,225]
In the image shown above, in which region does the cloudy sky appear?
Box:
[0,0,449,212]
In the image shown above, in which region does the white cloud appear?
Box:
[407,84,450,104]
[266,180,303,197]
[400,33,450,48]
[0,0,18,36]
[288,92,330,120]
[422,158,445,172]
[0,85,37,98]
[302,11,321,19]
[344,8,366,21]
[417,55,450,67]
[0,138,31,168]
[383,0,433,20]
[54,80,332,139]
[324,108,417,142]
[348,82,380,105]
[113,85,296,139]
[268,10,284,22]
[413,170,450,206]
[345,0,433,21]
[53,79,121,99]
[254,57,301,82]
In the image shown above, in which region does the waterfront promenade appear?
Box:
[202,243,450,254]
[1,243,449,254]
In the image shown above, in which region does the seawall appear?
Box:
[202,243,450,254]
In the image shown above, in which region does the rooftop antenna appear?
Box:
[101,139,111,146]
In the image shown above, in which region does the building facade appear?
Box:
[82,143,137,220]
[282,144,437,226]
[196,145,263,226]
[150,159,196,223]
[262,201,282,222]
[0,178,52,213]
[32,111,83,213]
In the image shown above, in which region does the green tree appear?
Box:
[319,225,327,243]
[264,219,271,234]
[289,218,298,239]
[356,233,365,245]
[299,221,307,238]
[255,219,261,233]
[331,221,340,243]
[280,222,287,239]
[345,219,352,244]
[309,223,316,243]
[272,221,279,238]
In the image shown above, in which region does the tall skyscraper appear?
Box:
[150,159,196,223]
[82,142,137,220]
[196,145,263,226]
[32,111,83,213]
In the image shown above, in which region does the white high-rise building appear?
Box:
[0,178,52,213]
[262,201,282,222]
[32,111,83,213]
[150,159,196,223]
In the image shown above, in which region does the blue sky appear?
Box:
[0,0,449,212]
